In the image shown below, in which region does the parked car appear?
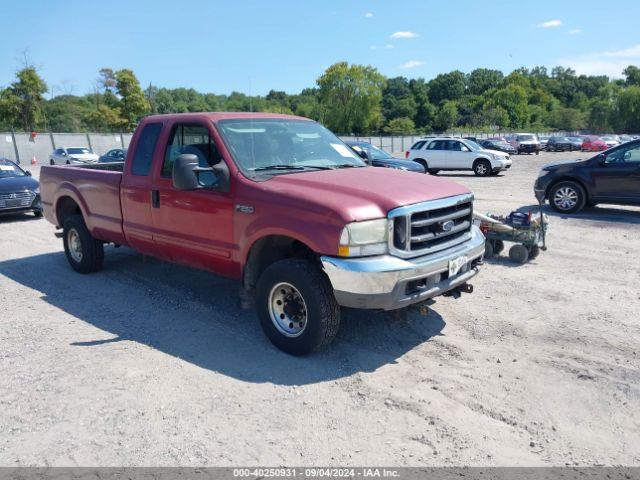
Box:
[99,148,127,163]
[581,136,608,152]
[535,139,640,213]
[0,158,42,217]
[406,137,512,176]
[567,136,584,150]
[478,138,517,154]
[618,134,634,144]
[49,147,99,165]
[546,136,575,152]
[345,141,424,173]
[601,135,621,148]
[506,133,541,154]
[538,135,550,150]
[40,113,485,355]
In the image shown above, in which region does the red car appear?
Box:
[581,136,608,152]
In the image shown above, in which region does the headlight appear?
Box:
[338,218,389,257]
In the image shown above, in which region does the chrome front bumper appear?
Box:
[321,225,485,310]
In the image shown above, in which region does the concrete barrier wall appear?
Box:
[1,132,134,164]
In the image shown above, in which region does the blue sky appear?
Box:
[1,0,639,96]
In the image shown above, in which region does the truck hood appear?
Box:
[260,167,472,222]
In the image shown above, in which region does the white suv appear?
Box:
[405,138,512,176]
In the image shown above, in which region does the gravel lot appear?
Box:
[1,151,639,467]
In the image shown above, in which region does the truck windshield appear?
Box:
[216,119,365,175]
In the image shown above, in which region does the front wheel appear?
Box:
[509,244,529,264]
[63,214,104,273]
[549,181,586,214]
[255,258,340,356]
[473,160,491,176]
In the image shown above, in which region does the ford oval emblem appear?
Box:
[441,220,455,232]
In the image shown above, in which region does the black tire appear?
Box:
[62,214,104,273]
[509,244,529,264]
[536,151,540,155]
[529,245,541,259]
[484,241,494,259]
[33,209,43,218]
[428,169,439,175]
[494,240,505,255]
[255,258,340,356]
[50,159,54,165]
[473,159,491,176]
[66,160,70,165]
[414,159,429,174]
[548,181,586,214]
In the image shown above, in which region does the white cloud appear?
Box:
[390,31,420,39]
[364,12,374,18]
[537,19,562,28]
[400,60,424,69]
[600,44,640,58]
[557,44,640,78]
[370,44,394,50]
[568,29,582,35]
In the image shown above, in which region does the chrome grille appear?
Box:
[0,191,36,208]
[389,194,473,258]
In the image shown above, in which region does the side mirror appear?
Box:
[172,154,230,192]
[61,152,67,156]
[25,170,32,176]
[596,153,607,165]
[354,148,372,165]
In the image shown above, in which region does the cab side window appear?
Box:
[427,140,446,150]
[162,124,220,177]
[607,143,640,164]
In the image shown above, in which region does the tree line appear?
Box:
[1,61,639,134]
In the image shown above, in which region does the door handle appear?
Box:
[151,190,160,208]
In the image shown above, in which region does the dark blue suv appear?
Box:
[535,140,640,213]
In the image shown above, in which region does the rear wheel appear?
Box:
[414,159,429,174]
[256,258,340,356]
[474,159,491,176]
[528,245,541,259]
[494,240,505,254]
[62,214,104,273]
[484,241,495,259]
[549,181,586,214]
[509,244,529,264]
[50,159,54,165]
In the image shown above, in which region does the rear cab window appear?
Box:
[131,123,162,176]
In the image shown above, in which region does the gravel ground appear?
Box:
[1,151,639,467]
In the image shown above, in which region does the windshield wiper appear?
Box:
[251,164,306,172]
[329,163,364,169]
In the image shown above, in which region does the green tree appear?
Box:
[0,67,48,131]
[467,68,503,96]
[434,101,458,131]
[613,86,640,132]
[383,117,415,135]
[317,62,386,134]
[623,65,640,87]
[428,71,466,104]
[115,69,150,130]
[381,77,417,121]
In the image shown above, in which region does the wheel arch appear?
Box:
[56,195,83,226]
[243,235,317,293]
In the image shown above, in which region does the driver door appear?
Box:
[150,122,236,276]
[447,140,473,168]
[591,143,640,202]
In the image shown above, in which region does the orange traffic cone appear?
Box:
[31,156,37,165]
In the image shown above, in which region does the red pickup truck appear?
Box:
[41,113,485,355]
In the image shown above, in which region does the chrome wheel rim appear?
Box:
[268,282,308,338]
[554,186,578,210]
[68,228,83,262]
[476,163,487,175]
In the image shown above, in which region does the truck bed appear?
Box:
[40,164,126,245]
